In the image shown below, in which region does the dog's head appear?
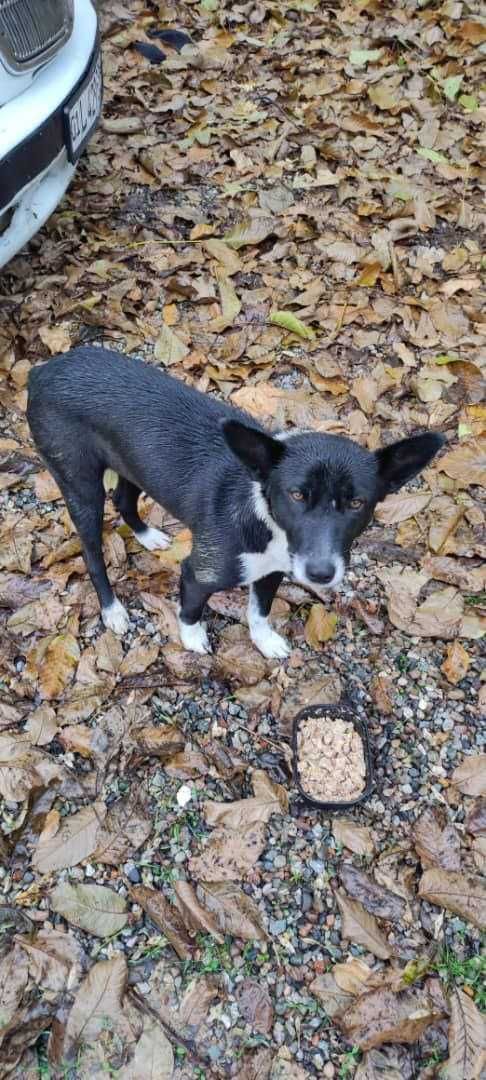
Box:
[223,421,445,591]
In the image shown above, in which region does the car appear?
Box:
[0,0,102,270]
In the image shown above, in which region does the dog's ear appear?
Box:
[375,432,446,495]
[223,420,285,480]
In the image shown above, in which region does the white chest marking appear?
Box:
[240,483,291,585]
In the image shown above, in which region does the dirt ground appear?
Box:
[0,0,485,1077]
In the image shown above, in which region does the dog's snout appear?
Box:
[306,560,337,585]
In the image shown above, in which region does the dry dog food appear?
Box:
[297,715,366,802]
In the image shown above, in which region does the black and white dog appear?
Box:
[27,348,444,658]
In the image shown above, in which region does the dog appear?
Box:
[27,347,445,658]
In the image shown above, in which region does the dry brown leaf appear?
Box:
[451,755,486,798]
[305,605,338,648]
[38,324,71,354]
[340,865,405,922]
[16,928,85,996]
[442,641,471,684]
[34,470,62,502]
[140,593,180,641]
[332,958,372,995]
[370,674,394,715]
[421,555,486,594]
[38,633,80,699]
[153,324,189,366]
[413,808,461,871]
[92,797,152,865]
[130,886,195,959]
[236,978,274,1034]
[333,820,375,857]
[203,238,242,274]
[197,881,268,941]
[136,725,185,760]
[309,972,353,1018]
[215,640,267,685]
[336,892,392,959]
[418,869,486,929]
[7,597,64,637]
[189,823,266,882]
[57,955,136,1067]
[119,1015,173,1080]
[224,216,275,250]
[336,986,444,1050]
[466,799,486,838]
[445,988,486,1080]
[94,629,124,673]
[172,880,223,943]
[203,770,287,830]
[0,734,64,801]
[351,376,379,415]
[23,705,58,746]
[33,802,106,874]
[354,1047,415,1080]
[375,491,432,525]
[436,439,486,489]
[119,642,159,677]
[49,882,128,937]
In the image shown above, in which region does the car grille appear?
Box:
[0,0,73,69]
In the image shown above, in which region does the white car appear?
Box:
[0,0,102,269]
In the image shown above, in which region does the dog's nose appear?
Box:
[306,561,336,585]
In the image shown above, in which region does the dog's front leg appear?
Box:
[178,558,213,654]
[248,573,289,659]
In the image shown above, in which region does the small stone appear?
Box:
[273,854,286,869]
[269,918,287,935]
[126,865,141,884]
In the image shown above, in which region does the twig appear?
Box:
[129,989,218,1071]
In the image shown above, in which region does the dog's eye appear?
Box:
[289,489,304,502]
[350,497,365,510]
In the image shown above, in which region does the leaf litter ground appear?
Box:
[0,0,485,1077]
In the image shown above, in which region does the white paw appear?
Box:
[135,526,170,551]
[178,618,211,654]
[102,598,130,635]
[251,626,290,660]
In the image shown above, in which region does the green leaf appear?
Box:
[459,94,478,112]
[200,0,218,9]
[434,353,461,365]
[269,311,316,340]
[349,48,382,66]
[442,75,463,102]
[417,147,448,164]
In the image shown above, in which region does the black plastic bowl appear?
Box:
[292,703,373,812]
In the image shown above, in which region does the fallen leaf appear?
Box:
[336,986,444,1050]
[119,642,159,677]
[38,633,80,699]
[16,928,85,996]
[333,958,372,995]
[269,311,315,340]
[340,865,405,922]
[224,216,275,249]
[94,629,124,673]
[236,978,274,1033]
[130,886,195,959]
[215,641,267,685]
[57,955,135,1066]
[309,972,353,1018]
[375,492,432,526]
[336,892,392,959]
[92,797,152,865]
[413,808,461,871]
[197,881,268,941]
[7,597,64,637]
[119,1015,173,1080]
[153,324,189,366]
[211,272,241,331]
[136,725,185,760]
[442,641,471,684]
[466,799,486,838]
[445,988,486,1080]
[354,1047,415,1080]
[50,882,128,937]
[418,869,486,929]
[452,755,486,797]
[38,324,71,354]
[189,823,266,882]
[0,734,64,801]
[436,439,486,489]
[172,880,224,943]
[333,820,375,857]
[33,802,106,873]
[305,605,338,647]
[34,471,62,502]
[259,185,294,214]
[370,674,394,715]
[349,48,382,66]
[203,238,242,274]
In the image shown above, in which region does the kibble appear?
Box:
[297,715,366,802]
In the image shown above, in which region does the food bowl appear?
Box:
[292,703,373,811]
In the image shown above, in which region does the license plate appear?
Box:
[64,48,102,163]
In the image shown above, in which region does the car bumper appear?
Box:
[0,0,100,268]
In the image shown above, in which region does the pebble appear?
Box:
[125,864,141,884]
[269,919,287,935]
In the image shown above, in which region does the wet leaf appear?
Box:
[197,881,268,941]
[333,957,372,994]
[418,869,486,929]
[451,755,486,797]
[336,892,392,959]
[33,802,106,873]
[413,808,461,871]
[340,865,405,922]
[445,988,486,1080]
[50,882,128,937]
[305,605,338,647]
[269,311,315,340]
[336,986,444,1050]
[309,972,353,1018]
[130,886,195,958]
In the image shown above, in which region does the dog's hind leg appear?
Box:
[178,558,213,654]
[113,477,170,551]
[248,572,289,659]
[62,478,130,634]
